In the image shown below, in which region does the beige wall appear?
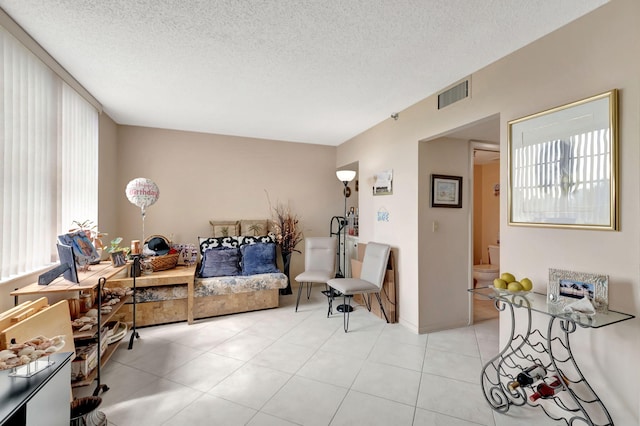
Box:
[419,137,471,331]
[338,0,640,422]
[113,126,342,279]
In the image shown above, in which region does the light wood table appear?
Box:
[108,264,198,324]
[11,262,126,299]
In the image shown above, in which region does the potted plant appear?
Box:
[270,201,303,295]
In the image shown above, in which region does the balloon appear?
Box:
[125,178,159,210]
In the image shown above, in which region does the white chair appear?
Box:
[294,237,337,312]
[327,242,390,332]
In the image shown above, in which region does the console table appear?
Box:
[470,287,634,425]
[1,352,73,426]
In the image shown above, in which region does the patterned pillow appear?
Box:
[240,242,280,275]
[199,247,241,278]
[199,233,276,255]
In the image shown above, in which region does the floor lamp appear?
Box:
[336,170,356,313]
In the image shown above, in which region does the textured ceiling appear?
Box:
[0,1,608,146]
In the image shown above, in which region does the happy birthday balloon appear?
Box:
[125,178,159,211]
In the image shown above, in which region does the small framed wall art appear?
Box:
[373,170,393,196]
[431,174,463,208]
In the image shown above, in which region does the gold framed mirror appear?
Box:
[508,90,618,230]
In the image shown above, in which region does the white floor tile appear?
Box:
[296,349,365,389]
[377,323,429,348]
[95,362,160,406]
[416,373,495,425]
[109,335,167,365]
[368,338,426,371]
[320,327,381,359]
[174,322,239,351]
[247,412,300,426]
[427,325,480,357]
[261,376,348,426]
[103,377,202,426]
[330,390,415,426]
[209,331,276,361]
[208,363,291,409]
[492,403,565,425]
[126,340,205,376]
[162,393,257,425]
[199,312,259,332]
[413,407,483,425]
[164,351,245,392]
[351,361,422,406]
[249,340,316,374]
[423,348,483,384]
[279,317,341,350]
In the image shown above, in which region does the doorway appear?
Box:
[471,143,500,322]
[440,115,500,324]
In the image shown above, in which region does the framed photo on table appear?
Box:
[56,243,79,283]
[110,251,127,267]
[548,268,608,313]
[58,230,100,268]
[431,174,462,208]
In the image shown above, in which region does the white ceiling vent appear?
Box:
[438,78,470,109]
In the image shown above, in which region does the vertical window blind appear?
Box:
[0,27,98,282]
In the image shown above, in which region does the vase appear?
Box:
[280,251,293,295]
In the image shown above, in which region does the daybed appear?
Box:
[111,221,288,327]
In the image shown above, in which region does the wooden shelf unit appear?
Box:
[10,262,129,395]
[71,294,130,340]
[71,339,120,388]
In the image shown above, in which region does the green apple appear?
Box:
[493,278,508,289]
[500,272,516,283]
[507,281,523,292]
[520,278,533,291]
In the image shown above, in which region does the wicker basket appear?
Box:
[145,235,179,271]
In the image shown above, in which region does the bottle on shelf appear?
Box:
[508,364,547,390]
[529,375,568,402]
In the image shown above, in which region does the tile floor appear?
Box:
[73,289,560,425]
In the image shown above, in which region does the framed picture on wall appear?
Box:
[431,174,463,208]
[373,169,393,196]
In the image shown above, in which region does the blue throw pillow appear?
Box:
[199,247,241,278]
[240,242,279,275]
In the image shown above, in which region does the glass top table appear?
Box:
[470,286,634,328]
[470,286,634,425]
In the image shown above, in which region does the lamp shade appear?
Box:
[336,170,356,182]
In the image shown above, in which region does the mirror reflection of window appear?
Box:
[513,129,610,224]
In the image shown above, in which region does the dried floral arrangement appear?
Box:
[267,195,303,254]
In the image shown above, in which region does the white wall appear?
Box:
[337,0,640,422]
